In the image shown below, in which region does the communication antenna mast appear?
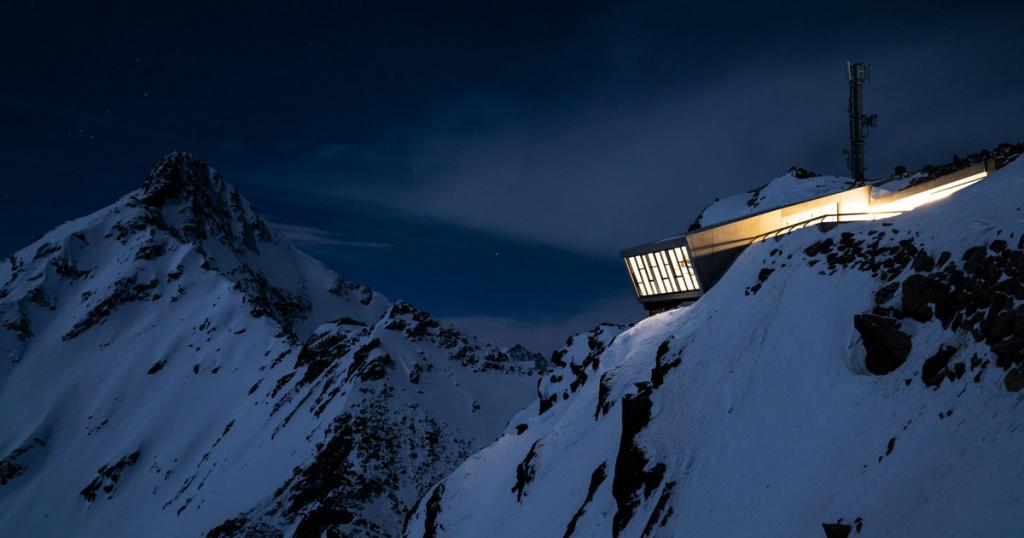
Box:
[845,61,877,180]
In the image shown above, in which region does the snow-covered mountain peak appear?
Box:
[139,151,226,205]
[0,153,541,538]
[134,151,276,256]
[0,152,388,362]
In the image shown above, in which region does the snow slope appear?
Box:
[0,153,539,537]
[406,153,1024,537]
[691,169,858,230]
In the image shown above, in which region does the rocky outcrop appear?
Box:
[853,314,912,375]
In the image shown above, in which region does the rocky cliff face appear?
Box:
[405,150,1024,537]
[0,153,538,538]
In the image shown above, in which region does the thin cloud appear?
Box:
[309,27,1024,259]
[271,222,394,249]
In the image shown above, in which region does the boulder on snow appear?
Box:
[822,521,852,538]
[854,314,912,375]
[1003,368,1024,392]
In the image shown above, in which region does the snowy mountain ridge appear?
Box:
[0,153,539,537]
[691,143,1024,232]
[405,149,1024,537]
[5,145,1024,538]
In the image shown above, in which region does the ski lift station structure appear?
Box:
[620,160,997,314]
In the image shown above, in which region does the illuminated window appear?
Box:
[625,245,701,297]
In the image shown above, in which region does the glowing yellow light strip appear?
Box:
[868,171,987,214]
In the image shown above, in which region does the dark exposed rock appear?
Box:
[348,339,390,382]
[0,438,45,486]
[275,413,366,534]
[329,277,374,306]
[875,282,899,305]
[294,505,355,538]
[80,450,140,502]
[422,483,445,538]
[511,440,540,503]
[539,326,622,417]
[137,152,272,254]
[651,343,682,389]
[63,277,159,340]
[52,256,91,279]
[962,246,988,275]
[2,307,33,341]
[206,517,246,538]
[1004,368,1024,392]
[746,184,766,208]
[271,372,295,399]
[26,286,55,310]
[788,166,820,179]
[921,345,959,388]
[135,241,167,261]
[988,309,1017,344]
[551,348,568,368]
[991,337,1024,369]
[854,315,912,375]
[595,373,614,419]
[612,383,666,537]
[539,393,557,415]
[147,359,167,375]
[641,481,676,537]
[901,274,938,322]
[167,264,184,281]
[564,463,608,538]
[805,238,835,257]
[32,242,61,260]
[569,361,589,393]
[913,143,1021,187]
[234,269,311,341]
[806,222,1024,394]
[912,250,935,272]
[822,521,852,538]
[0,457,27,486]
[206,517,285,538]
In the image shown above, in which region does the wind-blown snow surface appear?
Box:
[407,156,1024,537]
[0,153,538,537]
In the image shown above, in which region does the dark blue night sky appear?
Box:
[2,1,1022,350]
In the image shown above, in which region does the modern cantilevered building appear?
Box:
[621,160,996,314]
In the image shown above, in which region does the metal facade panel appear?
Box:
[684,186,874,289]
